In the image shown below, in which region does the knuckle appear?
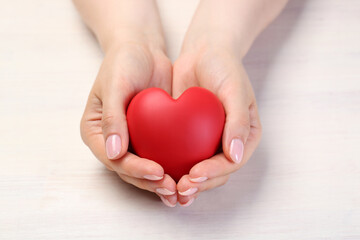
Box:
[249,103,262,139]
[238,114,251,127]
[241,122,251,133]
[230,120,250,139]
[101,113,116,132]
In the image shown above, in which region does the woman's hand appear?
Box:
[173,44,262,206]
[75,0,178,207]
[81,41,178,207]
[172,0,287,206]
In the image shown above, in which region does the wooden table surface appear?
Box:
[1,0,359,239]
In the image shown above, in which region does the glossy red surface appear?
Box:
[126,87,225,182]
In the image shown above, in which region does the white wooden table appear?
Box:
[1,0,359,239]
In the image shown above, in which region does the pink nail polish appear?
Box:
[143,175,163,181]
[159,195,176,207]
[190,177,208,183]
[229,138,244,164]
[106,134,121,159]
[156,188,175,195]
[178,187,198,196]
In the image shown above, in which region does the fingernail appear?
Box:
[159,195,176,207]
[106,134,121,159]
[189,177,208,183]
[180,198,195,207]
[230,138,244,164]
[143,175,163,181]
[156,188,175,195]
[178,187,198,196]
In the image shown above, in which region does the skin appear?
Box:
[74,0,177,206]
[74,0,287,207]
[173,0,288,205]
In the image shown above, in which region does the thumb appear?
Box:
[101,84,130,160]
[220,81,252,165]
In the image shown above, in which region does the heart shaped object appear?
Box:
[126,87,225,182]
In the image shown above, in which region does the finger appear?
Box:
[86,134,164,179]
[177,174,230,196]
[111,152,165,180]
[177,174,230,207]
[81,103,165,179]
[120,174,176,194]
[99,77,132,161]
[189,153,237,180]
[188,121,262,181]
[156,193,178,208]
[177,193,199,207]
[216,66,254,165]
[81,94,115,171]
[120,174,177,207]
[195,58,253,165]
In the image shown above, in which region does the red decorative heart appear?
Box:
[126,87,225,182]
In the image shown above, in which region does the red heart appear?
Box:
[126,87,225,182]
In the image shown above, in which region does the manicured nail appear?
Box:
[156,188,175,195]
[159,195,176,207]
[189,177,208,183]
[229,138,244,164]
[143,175,163,181]
[180,198,195,207]
[178,187,198,196]
[106,134,121,159]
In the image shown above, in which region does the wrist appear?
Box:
[181,0,273,59]
[93,0,165,54]
[101,28,166,55]
[181,29,246,60]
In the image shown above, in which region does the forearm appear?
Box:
[73,0,165,53]
[182,0,288,58]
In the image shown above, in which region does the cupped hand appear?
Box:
[172,46,262,206]
[80,41,178,207]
